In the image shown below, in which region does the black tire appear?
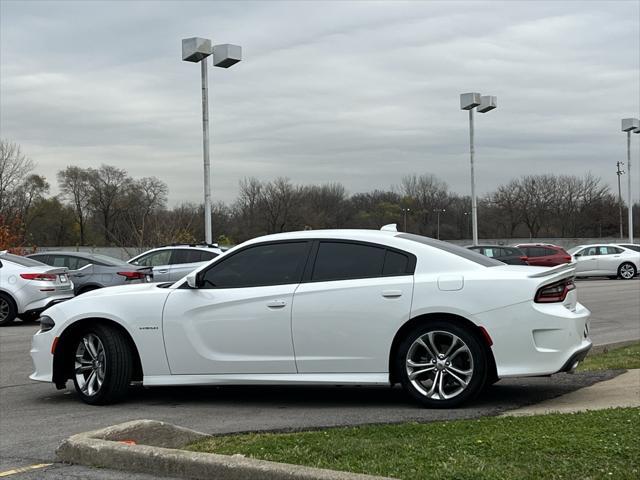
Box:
[71,324,133,405]
[397,321,487,408]
[618,262,636,280]
[0,293,17,326]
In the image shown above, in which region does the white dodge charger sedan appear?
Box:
[31,229,592,407]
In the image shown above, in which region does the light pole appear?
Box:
[401,208,411,232]
[461,93,497,246]
[433,208,446,239]
[622,118,639,243]
[463,211,471,240]
[182,38,242,244]
[616,161,625,240]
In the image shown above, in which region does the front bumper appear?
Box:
[30,329,55,382]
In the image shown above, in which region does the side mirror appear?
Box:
[186,272,199,289]
[574,253,582,258]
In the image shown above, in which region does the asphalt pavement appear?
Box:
[0,278,638,479]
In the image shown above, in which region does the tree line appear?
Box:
[1,139,638,250]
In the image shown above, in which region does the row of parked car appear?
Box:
[467,242,640,279]
[0,243,223,326]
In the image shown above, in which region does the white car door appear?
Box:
[292,241,414,373]
[162,241,312,375]
[574,246,599,275]
[597,246,624,275]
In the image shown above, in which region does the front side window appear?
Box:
[201,242,310,288]
[135,250,172,267]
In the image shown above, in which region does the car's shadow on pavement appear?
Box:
[48,369,621,414]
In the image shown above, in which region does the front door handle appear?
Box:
[266,300,287,308]
[382,290,402,298]
[156,269,169,273]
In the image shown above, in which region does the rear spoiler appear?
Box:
[44,267,69,275]
[528,262,576,278]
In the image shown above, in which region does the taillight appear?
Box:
[535,278,576,303]
[563,256,572,262]
[117,271,145,280]
[20,273,57,281]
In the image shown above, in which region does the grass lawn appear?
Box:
[186,407,640,480]
[578,342,640,372]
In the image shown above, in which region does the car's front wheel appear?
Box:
[72,325,133,405]
[397,321,487,408]
[618,262,636,280]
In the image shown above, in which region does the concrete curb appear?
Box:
[56,420,393,480]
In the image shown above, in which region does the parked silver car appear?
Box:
[568,244,640,280]
[0,252,74,326]
[128,244,223,282]
[27,252,152,295]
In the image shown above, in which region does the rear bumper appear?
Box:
[557,342,592,373]
[476,300,592,378]
[21,297,73,318]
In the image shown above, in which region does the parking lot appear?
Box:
[0,278,637,479]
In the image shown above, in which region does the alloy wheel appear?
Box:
[0,298,9,323]
[75,333,106,397]
[619,264,635,279]
[405,330,474,400]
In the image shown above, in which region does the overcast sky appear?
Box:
[1,0,639,205]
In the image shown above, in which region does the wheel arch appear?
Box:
[388,312,497,385]
[76,284,103,295]
[52,317,143,388]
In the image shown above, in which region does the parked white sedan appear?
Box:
[31,230,591,407]
[568,244,640,280]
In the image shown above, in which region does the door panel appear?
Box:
[162,285,298,374]
[292,276,413,373]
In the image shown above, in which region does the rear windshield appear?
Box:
[396,234,503,267]
[0,253,46,267]
[87,253,128,266]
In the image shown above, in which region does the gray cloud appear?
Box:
[1,0,639,205]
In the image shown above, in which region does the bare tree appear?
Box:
[87,165,131,242]
[57,166,92,244]
[0,140,35,217]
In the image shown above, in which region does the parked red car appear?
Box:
[514,243,572,267]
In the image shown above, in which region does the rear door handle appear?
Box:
[382,290,402,298]
[266,300,287,308]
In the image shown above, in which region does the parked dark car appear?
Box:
[27,252,152,295]
[466,245,528,265]
[514,244,572,267]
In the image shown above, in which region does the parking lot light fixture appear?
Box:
[461,92,498,246]
[182,37,242,244]
[621,118,639,243]
[401,208,411,232]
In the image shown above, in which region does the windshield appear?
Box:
[567,247,581,254]
[0,253,47,267]
[396,234,503,267]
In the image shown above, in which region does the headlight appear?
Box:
[39,315,55,333]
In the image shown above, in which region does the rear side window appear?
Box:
[382,250,410,276]
[199,251,219,261]
[172,249,205,265]
[312,242,386,281]
[201,242,309,288]
[134,250,172,267]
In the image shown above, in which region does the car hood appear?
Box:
[76,282,162,299]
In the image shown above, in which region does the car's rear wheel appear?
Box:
[0,293,17,326]
[72,325,133,405]
[397,321,487,408]
[618,262,636,280]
